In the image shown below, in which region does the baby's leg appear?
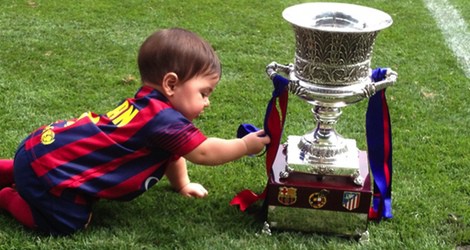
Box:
[0,159,14,187]
[0,187,35,229]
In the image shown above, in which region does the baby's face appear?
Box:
[168,74,219,121]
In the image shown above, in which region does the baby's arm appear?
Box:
[166,130,269,198]
[184,130,270,166]
[165,157,208,198]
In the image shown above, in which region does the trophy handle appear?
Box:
[266,62,398,104]
[361,69,398,98]
[266,62,294,79]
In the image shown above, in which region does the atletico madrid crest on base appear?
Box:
[342,192,361,211]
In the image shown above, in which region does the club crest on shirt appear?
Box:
[41,125,55,145]
[277,186,297,206]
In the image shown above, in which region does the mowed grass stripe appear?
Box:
[424,0,470,78]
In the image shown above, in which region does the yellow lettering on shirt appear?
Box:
[106,100,139,127]
[78,112,100,124]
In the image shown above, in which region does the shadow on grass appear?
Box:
[84,184,357,248]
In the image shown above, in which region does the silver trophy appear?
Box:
[266,2,397,185]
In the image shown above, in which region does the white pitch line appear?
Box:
[424,0,470,78]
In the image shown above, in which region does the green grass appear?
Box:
[0,0,469,249]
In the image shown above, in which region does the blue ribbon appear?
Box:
[237,74,290,140]
[367,68,393,220]
[237,124,260,138]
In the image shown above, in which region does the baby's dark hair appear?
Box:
[138,28,221,85]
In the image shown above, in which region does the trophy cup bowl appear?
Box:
[266,2,397,185]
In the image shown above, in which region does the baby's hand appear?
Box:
[179,183,208,198]
[242,130,271,155]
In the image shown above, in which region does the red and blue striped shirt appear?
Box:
[24,86,206,201]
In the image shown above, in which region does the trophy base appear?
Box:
[266,145,372,239]
[285,136,365,186]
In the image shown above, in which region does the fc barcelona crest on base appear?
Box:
[278,187,297,206]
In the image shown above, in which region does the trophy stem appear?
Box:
[298,106,349,162]
[286,105,362,183]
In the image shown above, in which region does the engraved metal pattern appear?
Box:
[293,27,379,86]
[284,69,397,106]
[307,165,335,175]
[300,141,349,159]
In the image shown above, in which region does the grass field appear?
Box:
[0,0,469,249]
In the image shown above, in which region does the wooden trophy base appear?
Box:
[265,145,372,239]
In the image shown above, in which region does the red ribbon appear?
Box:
[230,75,289,211]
